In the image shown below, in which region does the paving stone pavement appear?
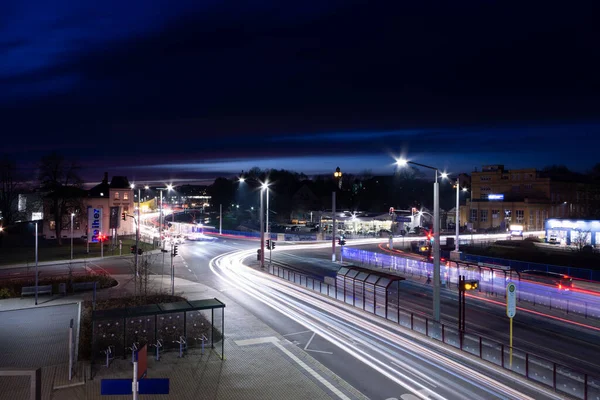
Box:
[0,274,368,400]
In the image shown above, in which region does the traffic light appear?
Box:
[257,249,262,260]
[271,240,276,250]
[266,239,271,249]
[340,239,346,246]
[173,245,178,257]
[137,248,143,255]
[122,212,126,221]
[460,280,479,291]
[131,245,137,254]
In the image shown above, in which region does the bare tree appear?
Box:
[38,153,84,245]
[128,252,160,299]
[0,157,22,226]
[571,229,591,251]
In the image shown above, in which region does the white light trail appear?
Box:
[208,249,562,400]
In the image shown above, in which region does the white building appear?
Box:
[42,173,135,240]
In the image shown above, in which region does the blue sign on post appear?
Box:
[396,216,411,223]
[101,378,169,395]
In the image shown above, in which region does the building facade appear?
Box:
[42,173,135,240]
[460,165,599,232]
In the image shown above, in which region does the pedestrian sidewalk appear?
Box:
[0,273,367,400]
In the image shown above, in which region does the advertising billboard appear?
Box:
[88,207,102,243]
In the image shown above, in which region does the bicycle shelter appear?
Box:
[91,298,225,379]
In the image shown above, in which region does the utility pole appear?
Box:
[259,188,265,268]
[332,167,342,262]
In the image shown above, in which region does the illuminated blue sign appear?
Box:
[488,194,504,200]
[88,208,102,243]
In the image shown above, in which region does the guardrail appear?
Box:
[268,263,600,400]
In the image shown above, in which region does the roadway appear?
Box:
[0,236,595,399]
[270,244,600,377]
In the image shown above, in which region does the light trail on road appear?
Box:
[209,248,562,400]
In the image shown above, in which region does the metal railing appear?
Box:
[268,263,600,400]
[342,247,600,321]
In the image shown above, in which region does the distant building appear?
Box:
[42,172,135,240]
[460,165,600,232]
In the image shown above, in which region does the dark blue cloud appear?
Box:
[1,1,599,183]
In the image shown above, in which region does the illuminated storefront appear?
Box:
[544,218,600,246]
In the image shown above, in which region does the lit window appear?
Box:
[516,210,524,223]
[470,209,477,222]
[124,192,129,200]
[114,192,120,199]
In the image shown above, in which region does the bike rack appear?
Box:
[173,336,187,358]
[128,342,139,364]
[102,345,115,367]
[150,339,163,361]
[200,334,208,355]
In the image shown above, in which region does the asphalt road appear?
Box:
[0,237,595,399]
[270,245,600,377]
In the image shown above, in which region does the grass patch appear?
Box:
[0,237,155,266]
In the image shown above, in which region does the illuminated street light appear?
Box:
[395,157,444,322]
[453,181,469,258]
[71,213,75,262]
[239,177,245,183]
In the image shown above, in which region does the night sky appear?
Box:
[2,1,599,184]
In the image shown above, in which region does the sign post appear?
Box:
[506,282,517,369]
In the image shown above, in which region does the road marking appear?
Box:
[305,349,333,354]
[272,341,350,400]
[304,332,317,350]
[303,332,333,354]
[235,336,347,399]
[283,330,312,337]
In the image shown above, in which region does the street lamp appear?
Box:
[396,158,447,322]
[262,181,270,243]
[156,185,174,249]
[259,183,266,268]
[451,181,469,259]
[70,213,75,262]
[34,220,39,305]
[131,183,143,280]
[332,167,343,262]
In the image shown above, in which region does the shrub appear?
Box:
[0,287,14,299]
